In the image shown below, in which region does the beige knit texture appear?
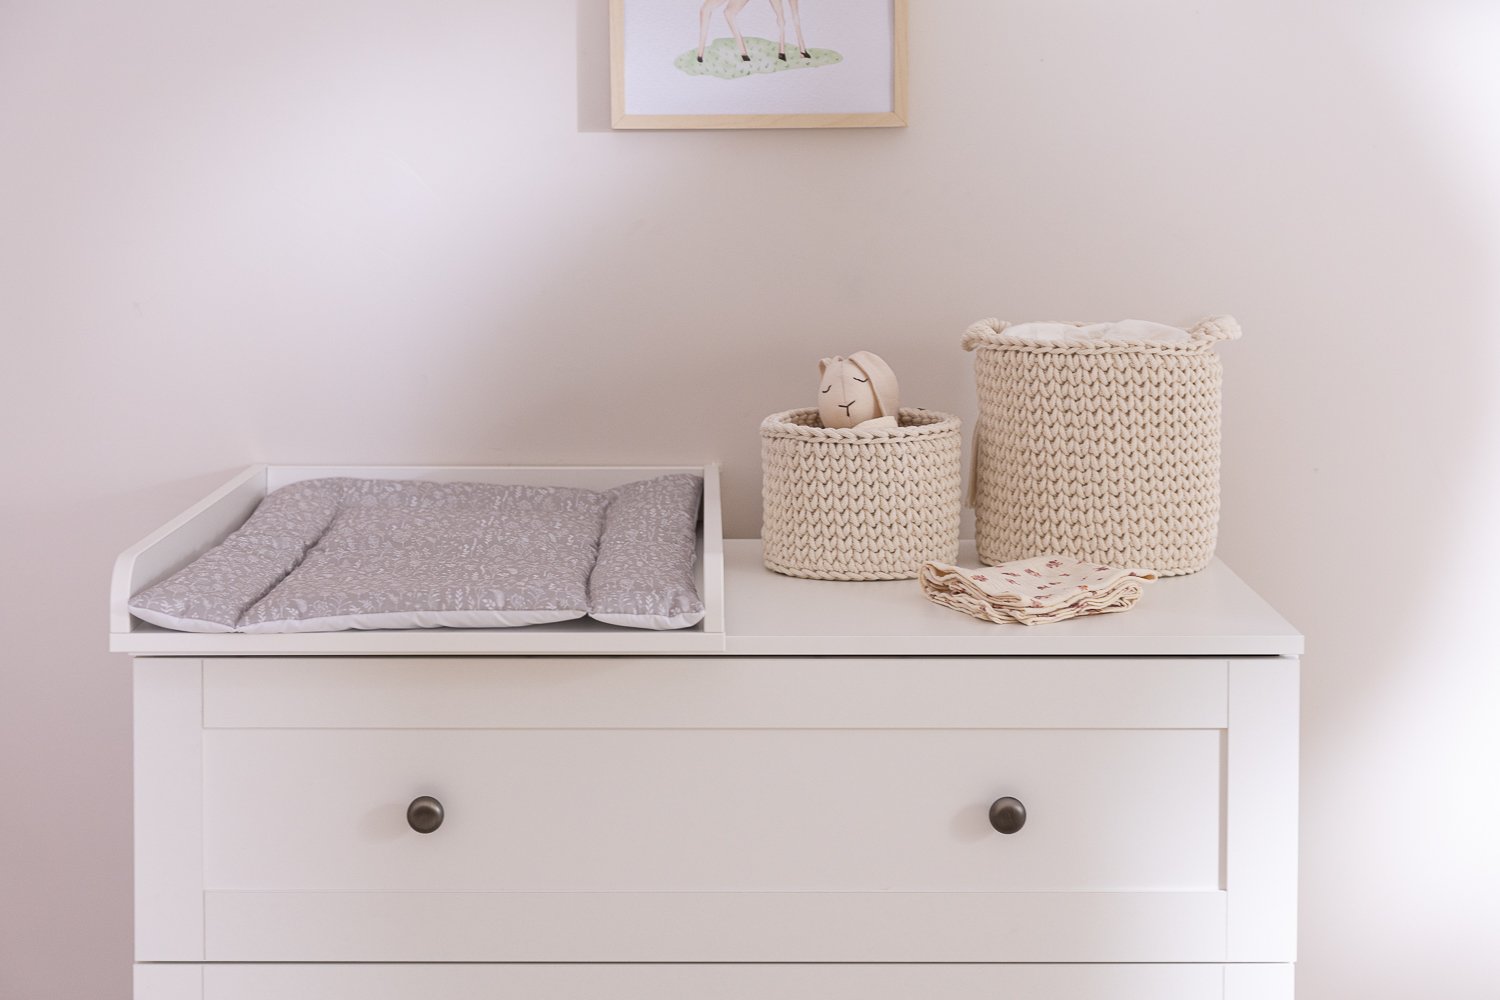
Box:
[761,408,963,580]
[961,316,1241,577]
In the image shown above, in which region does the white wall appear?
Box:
[2,1,1497,996]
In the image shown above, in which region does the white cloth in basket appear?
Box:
[918,556,1156,626]
[1000,319,1192,345]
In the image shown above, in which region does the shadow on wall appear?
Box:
[1207,6,1500,1000]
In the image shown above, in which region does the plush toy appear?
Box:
[818,352,900,429]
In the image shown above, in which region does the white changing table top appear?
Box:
[721,541,1301,657]
[116,539,1299,657]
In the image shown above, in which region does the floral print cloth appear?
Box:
[918,555,1156,626]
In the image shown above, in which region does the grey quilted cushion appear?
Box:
[129,474,705,633]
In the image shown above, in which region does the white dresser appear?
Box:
[126,538,1300,1000]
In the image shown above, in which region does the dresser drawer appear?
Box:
[137,655,1298,964]
[205,728,1220,894]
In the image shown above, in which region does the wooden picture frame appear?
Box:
[610,0,908,130]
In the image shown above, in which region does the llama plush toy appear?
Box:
[818,352,900,429]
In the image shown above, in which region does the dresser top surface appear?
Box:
[722,541,1302,657]
[114,465,1300,658]
[115,539,1301,659]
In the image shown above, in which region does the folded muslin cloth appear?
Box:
[919,556,1157,626]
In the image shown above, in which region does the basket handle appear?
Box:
[1188,315,1242,344]
[961,319,1008,352]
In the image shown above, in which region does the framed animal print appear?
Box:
[610,0,908,129]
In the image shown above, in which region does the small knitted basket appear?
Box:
[761,408,963,581]
[961,317,1241,576]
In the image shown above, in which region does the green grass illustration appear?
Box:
[676,36,842,79]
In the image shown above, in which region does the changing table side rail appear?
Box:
[699,462,725,636]
[111,467,269,635]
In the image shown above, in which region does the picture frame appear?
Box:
[610,0,908,130]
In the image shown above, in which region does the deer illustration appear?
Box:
[698,0,811,64]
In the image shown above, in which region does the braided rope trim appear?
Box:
[759,561,939,583]
[962,316,1242,355]
[761,408,962,441]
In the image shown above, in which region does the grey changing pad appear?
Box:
[129,475,704,633]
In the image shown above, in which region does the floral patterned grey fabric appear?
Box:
[589,474,705,629]
[237,478,610,633]
[128,475,703,633]
[125,479,350,632]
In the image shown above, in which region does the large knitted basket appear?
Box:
[761,408,963,581]
[961,316,1241,576]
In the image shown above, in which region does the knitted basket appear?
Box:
[961,317,1241,576]
[761,408,963,581]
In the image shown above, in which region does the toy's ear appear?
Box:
[819,357,838,377]
[847,351,900,417]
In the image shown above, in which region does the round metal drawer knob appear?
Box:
[407,795,444,834]
[989,796,1027,835]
